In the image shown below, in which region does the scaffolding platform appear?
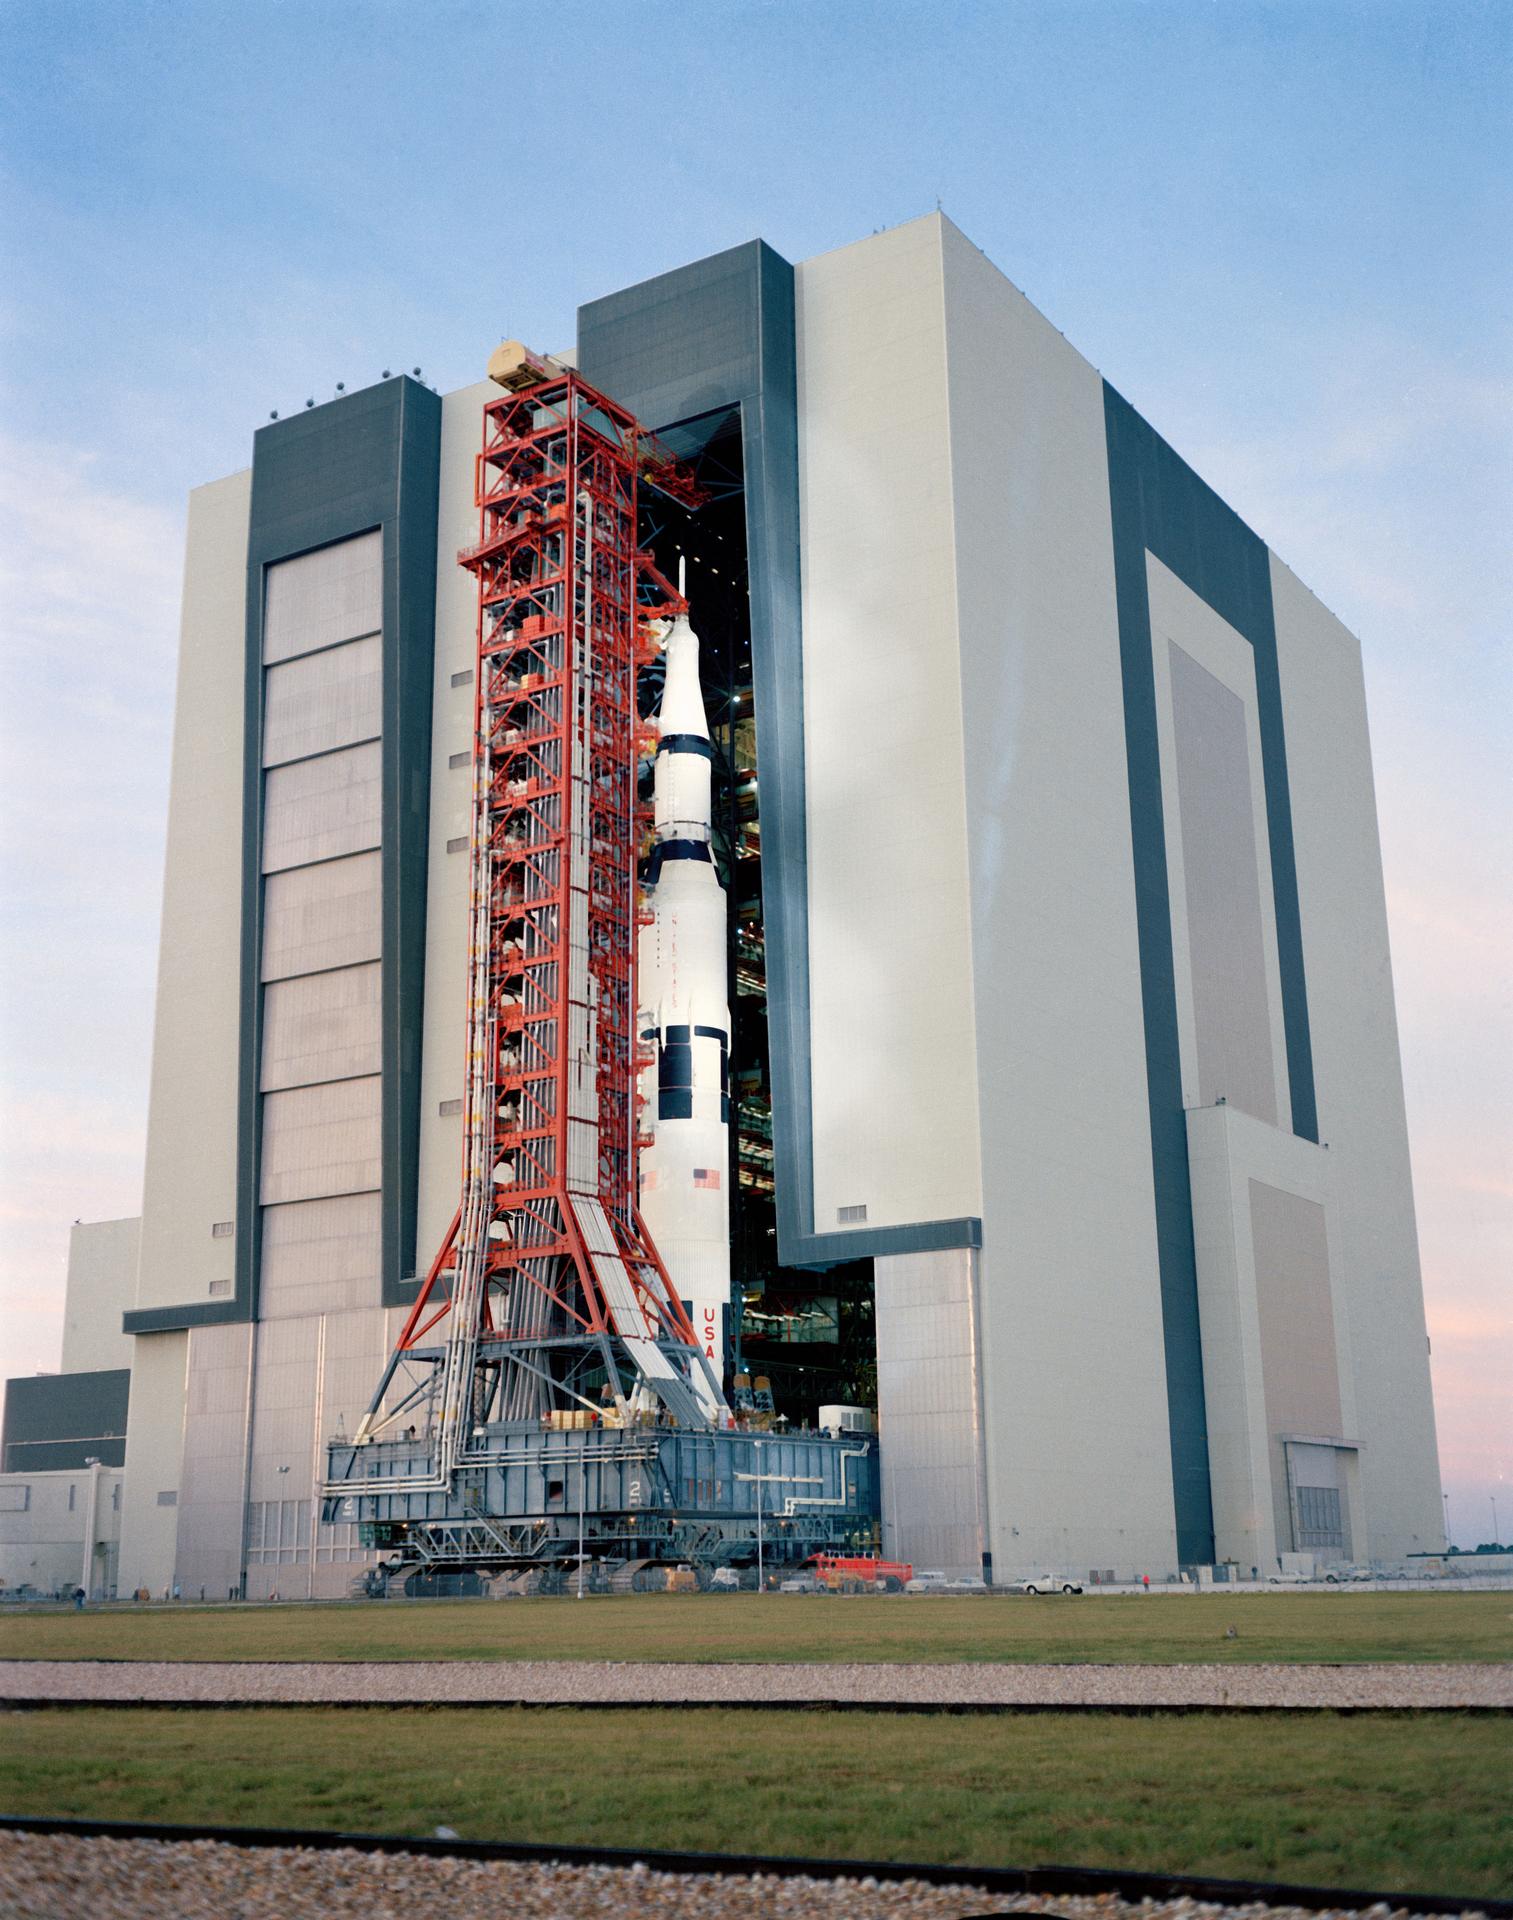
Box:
[324,1424,878,1572]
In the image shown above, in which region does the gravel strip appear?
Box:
[2,1658,1508,1709]
[0,1833,1495,1920]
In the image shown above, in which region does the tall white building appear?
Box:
[93,214,1441,1597]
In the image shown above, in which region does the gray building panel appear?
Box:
[247,1315,320,1501]
[263,527,382,664]
[236,377,442,1330]
[258,1193,381,1321]
[258,1076,382,1207]
[261,743,383,875]
[260,962,382,1092]
[874,1250,988,1577]
[579,244,777,432]
[1169,642,1279,1124]
[261,636,383,770]
[174,1322,251,1598]
[1251,1178,1345,1530]
[1,1369,131,1472]
[260,852,382,984]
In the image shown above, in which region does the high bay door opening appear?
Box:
[638,404,879,1440]
[322,356,880,1583]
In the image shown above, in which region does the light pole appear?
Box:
[757,1441,763,1591]
[1493,1494,1501,1548]
[1443,1491,1451,1550]
[734,1440,822,1593]
[577,1462,586,1600]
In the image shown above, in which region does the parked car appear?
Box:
[1266,1569,1314,1584]
[1017,1575,1084,1595]
[1322,1565,1373,1583]
[904,1569,950,1593]
[905,1570,987,1594]
[777,1573,822,1593]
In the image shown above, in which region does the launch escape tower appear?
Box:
[325,349,878,1577]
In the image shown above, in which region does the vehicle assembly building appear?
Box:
[25,213,1445,1597]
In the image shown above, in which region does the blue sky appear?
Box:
[1,0,1508,1544]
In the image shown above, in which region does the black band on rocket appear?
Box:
[656,732,717,762]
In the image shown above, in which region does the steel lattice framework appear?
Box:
[354,366,722,1468]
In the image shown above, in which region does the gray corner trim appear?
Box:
[1104,381,1319,1569]
[232,377,442,1327]
[788,1216,984,1270]
[734,259,816,1267]
[123,1301,245,1336]
[381,379,443,1308]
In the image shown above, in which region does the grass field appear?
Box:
[2,1706,1508,1897]
[1,1589,1508,1666]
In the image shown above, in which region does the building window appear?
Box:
[156,1490,177,1508]
[68,1484,76,1512]
[247,1498,312,1565]
[448,750,470,770]
[438,1098,462,1117]
[112,1483,121,1512]
[446,836,469,855]
[837,1204,868,1224]
[450,669,473,688]
[208,1278,233,1297]
[211,1221,235,1239]
[0,1486,29,1513]
[315,1518,369,1563]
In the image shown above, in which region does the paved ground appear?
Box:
[0,1833,1496,1920]
[3,1658,1509,1708]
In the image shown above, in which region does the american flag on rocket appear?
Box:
[692,1168,721,1190]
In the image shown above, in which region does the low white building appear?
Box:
[1,1220,134,1598]
[0,1461,123,1600]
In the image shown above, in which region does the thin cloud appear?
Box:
[0,433,183,1373]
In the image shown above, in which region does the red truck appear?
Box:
[807,1552,913,1594]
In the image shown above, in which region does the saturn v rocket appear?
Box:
[638,595,731,1417]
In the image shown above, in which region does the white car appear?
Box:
[906,1573,989,1594]
[1322,1565,1373,1583]
[905,1569,950,1593]
[1017,1575,1083,1595]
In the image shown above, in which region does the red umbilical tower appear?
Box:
[356,353,722,1462]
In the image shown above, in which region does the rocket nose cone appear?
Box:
[663,617,699,687]
[658,614,710,740]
